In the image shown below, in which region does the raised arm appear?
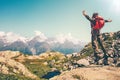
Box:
[82,10,93,22]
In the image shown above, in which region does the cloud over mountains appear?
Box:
[0,31,86,55]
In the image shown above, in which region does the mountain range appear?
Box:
[0,31,86,55]
[0,30,120,80]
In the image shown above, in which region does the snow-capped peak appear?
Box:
[0,31,83,45]
[30,31,47,42]
[0,31,86,54]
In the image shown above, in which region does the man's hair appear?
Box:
[92,13,98,18]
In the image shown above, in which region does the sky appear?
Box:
[0,0,120,42]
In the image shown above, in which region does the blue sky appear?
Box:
[0,0,120,42]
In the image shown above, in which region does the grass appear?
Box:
[22,52,69,79]
[22,59,51,80]
[0,73,33,80]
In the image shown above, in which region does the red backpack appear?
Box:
[93,16,105,30]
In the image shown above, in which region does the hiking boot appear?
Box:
[103,57,109,65]
[94,57,100,65]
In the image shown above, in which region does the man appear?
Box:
[82,10,112,65]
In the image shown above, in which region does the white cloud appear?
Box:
[0,31,5,37]
[34,31,42,36]
[0,31,84,44]
[0,31,27,43]
[55,33,80,44]
[6,32,25,42]
[33,31,47,42]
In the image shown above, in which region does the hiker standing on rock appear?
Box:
[82,10,112,65]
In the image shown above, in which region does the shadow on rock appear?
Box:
[42,70,61,79]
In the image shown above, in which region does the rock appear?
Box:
[51,68,57,71]
[77,59,90,66]
[115,31,120,39]
[66,54,72,59]
[116,61,120,67]
[97,53,104,59]
[1,65,9,74]
[0,55,38,79]
[0,51,21,59]
[108,58,114,65]
[107,48,114,57]
[98,59,104,65]
[72,52,80,57]
[114,40,120,52]
[13,69,19,74]
[43,62,48,65]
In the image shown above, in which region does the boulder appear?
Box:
[77,59,90,66]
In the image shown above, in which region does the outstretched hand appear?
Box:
[82,10,87,16]
[107,19,112,22]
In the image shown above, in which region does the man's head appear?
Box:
[92,12,98,18]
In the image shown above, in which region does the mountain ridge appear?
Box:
[0,31,85,55]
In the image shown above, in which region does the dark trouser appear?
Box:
[91,29,107,63]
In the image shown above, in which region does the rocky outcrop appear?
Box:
[50,66,120,80]
[0,51,21,59]
[0,51,38,79]
[80,31,120,65]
